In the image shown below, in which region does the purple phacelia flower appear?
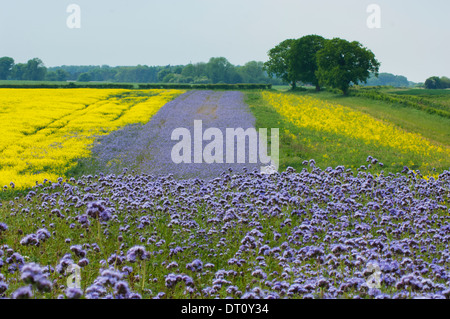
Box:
[0,223,8,233]
[70,245,86,258]
[186,259,203,272]
[11,285,33,299]
[20,234,39,246]
[65,287,83,299]
[126,246,149,263]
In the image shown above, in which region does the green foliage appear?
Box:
[0,82,135,89]
[290,35,326,90]
[237,61,268,83]
[206,57,237,83]
[4,56,279,85]
[316,38,380,95]
[11,63,27,80]
[0,81,270,90]
[351,87,450,118]
[0,57,14,80]
[50,60,277,85]
[77,73,91,82]
[45,68,70,81]
[8,58,47,81]
[138,83,271,90]
[263,39,298,88]
[24,58,47,81]
[361,73,412,88]
[425,76,450,89]
[264,36,380,94]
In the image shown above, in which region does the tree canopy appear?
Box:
[0,56,282,85]
[362,72,412,87]
[264,35,381,94]
[263,39,298,88]
[316,38,380,95]
[0,57,14,80]
[424,76,450,89]
[291,35,326,90]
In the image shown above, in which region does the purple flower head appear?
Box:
[36,228,51,241]
[96,268,123,287]
[121,266,133,276]
[165,273,182,289]
[252,269,267,280]
[77,214,90,227]
[108,253,124,266]
[11,285,33,299]
[126,246,149,263]
[78,258,89,267]
[70,245,86,258]
[114,281,130,296]
[20,262,52,292]
[0,281,8,294]
[8,252,25,265]
[182,275,195,287]
[85,283,107,299]
[56,254,74,274]
[186,259,203,272]
[86,201,112,221]
[20,234,39,246]
[65,287,83,299]
[0,223,8,233]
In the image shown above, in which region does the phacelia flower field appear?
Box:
[85,90,266,179]
[0,161,449,299]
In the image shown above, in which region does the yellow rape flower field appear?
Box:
[0,89,184,188]
[260,91,450,174]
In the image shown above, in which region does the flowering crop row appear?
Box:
[262,92,450,159]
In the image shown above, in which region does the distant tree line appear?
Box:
[264,35,380,95]
[424,76,450,89]
[360,73,416,88]
[0,56,283,85]
[0,57,52,81]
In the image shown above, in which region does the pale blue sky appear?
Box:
[0,0,449,82]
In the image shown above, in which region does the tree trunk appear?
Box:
[291,81,296,90]
[315,84,321,91]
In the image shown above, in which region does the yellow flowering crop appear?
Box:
[262,92,450,159]
[0,89,184,188]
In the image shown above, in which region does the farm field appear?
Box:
[245,90,450,175]
[386,88,450,109]
[67,90,265,180]
[0,89,184,189]
[0,88,449,299]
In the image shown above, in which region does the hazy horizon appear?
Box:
[1,0,449,83]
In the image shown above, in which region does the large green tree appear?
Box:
[206,57,236,83]
[291,35,326,90]
[0,57,14,80]
[424,76,450,89]
[45,68,70,81]
[77,72,91,82]
[238,61,267,83]
[316,38,380,95]
[264,39,298,88]
[24,58,47,80]
[11,63,27,80]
